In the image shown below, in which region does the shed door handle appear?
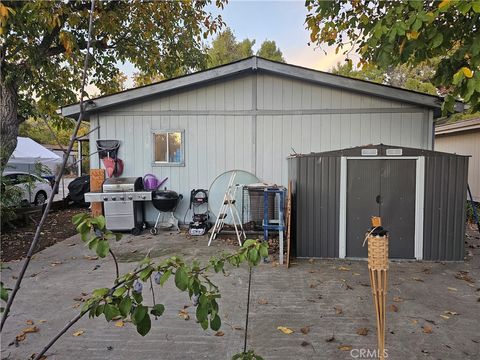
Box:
[376,195,381,204]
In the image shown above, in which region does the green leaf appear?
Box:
[119,297,132,317]
[200,319,209,330]
[133,305,148,324]
[112,286,127,298]
[210,314,221,331]
[150,304,165,317]
[72,213,88,226]
[104,304,120,321]
[431,32,443,48]
[242,239,257,248]
[248,248,259,264]
[452,69,465,85]
[159,270,171,285]
[259,244,269,258]
[93,288,110,298]
[0,284,8,302]
[115,233,122,241]
[95,304,104,317]
[174,267,188,291]
[91,216,106,230]
[96,239,110,258]
[132,291,143,304]
[136,313,151,336]
[139,267,153,282]
[196,303,208,323]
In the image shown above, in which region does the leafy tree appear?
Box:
[305,0,480,113]
[0,0,226,169]
[132,72,165,88]
[257,40,285,62]
[331,60,438,95]
[96,71,128,96]
[207,28,255,68]
[206,28,285,67]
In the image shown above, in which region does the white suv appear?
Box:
[2,171,53,205]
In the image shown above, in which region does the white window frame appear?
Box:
[338,156,425,260]
[151,129,185,167]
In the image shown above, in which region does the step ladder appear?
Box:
[208,171,246,246]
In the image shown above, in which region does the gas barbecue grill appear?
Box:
[84,177,152,235]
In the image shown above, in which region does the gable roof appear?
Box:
[61,56,463,118]
[435,118,480,135]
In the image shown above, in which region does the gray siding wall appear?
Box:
[255,74,432,186]
[90,72,433,223]
[435,130,480,201]
[288,156,340,258]
[423,155,468,261]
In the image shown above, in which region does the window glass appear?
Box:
[154,133,168,162]
[168,132,182,163]
[153,131,183,164]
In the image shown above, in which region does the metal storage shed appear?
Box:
[288,144,469,261]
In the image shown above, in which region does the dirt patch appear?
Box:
[0,207,86,262]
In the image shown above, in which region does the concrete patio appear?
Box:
[1,227,479,360]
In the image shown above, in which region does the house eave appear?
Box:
[61,56,462,118]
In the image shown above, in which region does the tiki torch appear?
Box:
[364,216,389,360]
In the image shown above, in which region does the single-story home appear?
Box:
[435,118,480,202]
[61,56,467,260]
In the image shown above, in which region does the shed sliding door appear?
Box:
[346,159,416,258]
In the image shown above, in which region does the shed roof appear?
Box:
[288,144,470,159]
[61,56,463,118]
[435,118,480,135]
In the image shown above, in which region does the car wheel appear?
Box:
[34,191,47,205]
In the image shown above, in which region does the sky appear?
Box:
[116,0,354,89]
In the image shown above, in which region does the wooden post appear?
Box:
[90,169,104,217]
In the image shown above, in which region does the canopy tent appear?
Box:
[6,137,62,175]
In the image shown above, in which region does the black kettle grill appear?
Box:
[150,189,182,234]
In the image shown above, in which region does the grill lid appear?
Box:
[102,177,143,192]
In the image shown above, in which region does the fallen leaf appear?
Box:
[178,309,190,320]
[440,315,450,320]
[352,272,361,276]
[388,304,398,312]
[308,258,314,263]
[447,287,457,291]
[22,326,39,334]
[84,255,99,260]
[26,320,34,325]
[309,283,316,288]
[257,298,268,305]
[114,320,124,327]
[277,326,294,334]
[338,266,350,271]
[68,243,76,246]
[413,277,424,282]
[72,303,81,308]
[444,311,459,316]
[422,325,433,334]
[15,333,26,342]
[345,284,353,290]
[326,335,335,342]
[338,345,352,351]
[233,326,243,330]
[215,331,224,337]
[38,320,47,324]
[411,319,418,324]
[50,261,62,267]
[300,326,310,334]
[334,306,343,315]
[455,271,474,283]
[30,273,38,278]
[356,327,369,336]
[301,341,310,347]
[72,330,85,336]
[392,296,404,302]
